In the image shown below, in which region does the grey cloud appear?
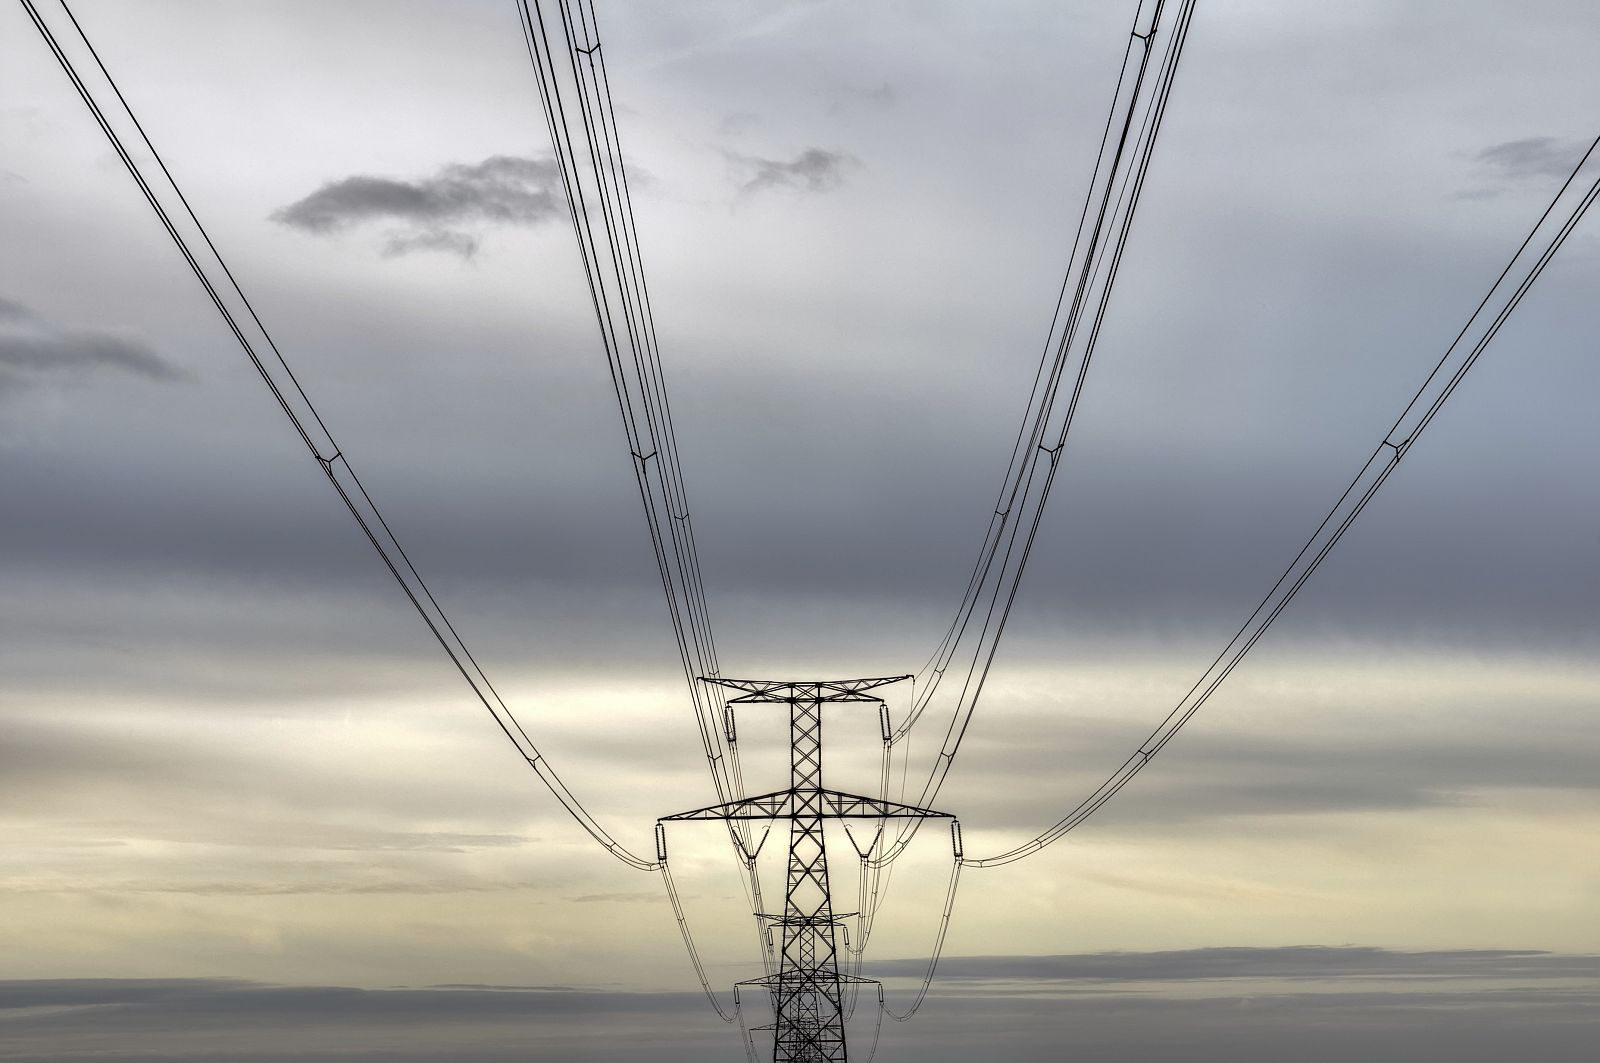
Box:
[1,953,1595,1063]
[570,891,663,903]
[0,296,184,387]
[2,877,539,896]
[719,111,760,137]
[827,81,896,115]
[0,979,729,1063]
[382,228,482,259]
[732,147,859,197]
[427,983,579,991]
[944,700,1600,835]
[0,978,690,1020]
[272,155,564,257]
[871,946,1600,983]
[1474,136,1588,181]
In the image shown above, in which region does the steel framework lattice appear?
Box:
[661,677,951,1062]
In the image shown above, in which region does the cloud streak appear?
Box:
[0,296,184,389]
[731,147,859,197]
[826,81,896,116]
[1473,136,1589,182]
[272,155,565,258]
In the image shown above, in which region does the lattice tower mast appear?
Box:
[661,677,954,1062]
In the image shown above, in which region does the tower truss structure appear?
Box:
[661,676,953,1062]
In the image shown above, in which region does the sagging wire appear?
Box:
[659,860,738,1023]
[883,858,962,1021]
[962,130,1600,868]
[874,0,1198,873]
[518,0,777,952]
[20,0,661,872]
[733,986,762,1063]
[898,0,1182,746]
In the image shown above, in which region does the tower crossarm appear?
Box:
[737,975,882,989]
[702,675,910,704]
[661,787,952,822]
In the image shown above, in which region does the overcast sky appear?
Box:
[2,1,1598,1060]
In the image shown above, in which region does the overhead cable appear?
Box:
[513,0,777,992]
[514,0,743,818]
[963,132,1600,868]
[874,0,1198,869]
[881,858,962,1021]
[21,0,659,871]
[660,861,738,1022]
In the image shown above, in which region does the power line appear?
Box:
[899,0,1193,750]
[872,0,1198,871]
[962,132,1600,868]
[513,0,779,982]
[20,0,659,871]
[908,3,1152,696]
[515,0,738,807]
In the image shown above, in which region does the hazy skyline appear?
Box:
[3,1,1598,1059]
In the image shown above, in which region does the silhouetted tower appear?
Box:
[662,676,952,1062]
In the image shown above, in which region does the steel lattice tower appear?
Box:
[662,677,952,1062]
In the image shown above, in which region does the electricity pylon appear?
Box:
[661,676,953,1062]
